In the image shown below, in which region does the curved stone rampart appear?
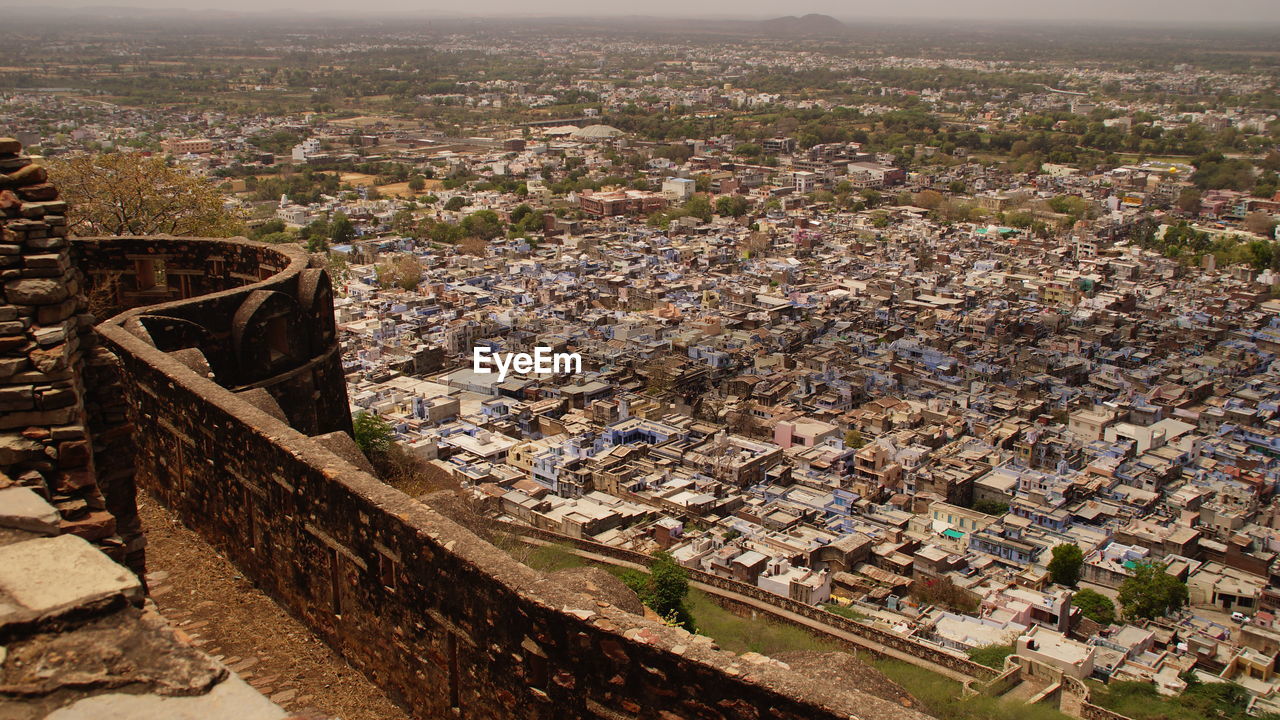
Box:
[72,237,349,437]
[88,235,933,720]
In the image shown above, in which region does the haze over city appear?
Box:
[2,4,1280,720]
[7,0,1280,24]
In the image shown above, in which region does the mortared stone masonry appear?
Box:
[0,137,141,573]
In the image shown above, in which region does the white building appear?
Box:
[661,177,696,202]
[292,138,322,162]
[793,171,818,194]
[1016,626,1095,679]
[756,557,830,604]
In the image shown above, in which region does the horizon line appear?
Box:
[2,6,1279,27]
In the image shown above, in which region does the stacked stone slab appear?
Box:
[0,138,140,572]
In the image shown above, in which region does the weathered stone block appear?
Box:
[0,163,47,190]
[38,387,77,411]
[8,367,74,384]
[33,325,67,347]
[20,201,68,218]
[0,486,60,535]
[26,235,64,249]
[58,439,91,468]
[15,183,58,201]
[54,496,89,519]
[54,468,96,493]
[59,510,117,542]
[0,138,20,154]
[0,384,34,411]
[21,428,49,441]
[5,277,68,305]
[51,425,85,441]
[0,406,77,430]
[0,336,30,353]
[37,298,77,325]
[0,432,43,464]
[25,253,67,269]
[0,534,138,625]
[0,357,28,378]
[20,266,65,278]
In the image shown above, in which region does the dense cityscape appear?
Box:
[3,9,1280,720]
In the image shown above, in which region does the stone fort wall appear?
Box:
[76,234,931,720]
[71,236,351,438]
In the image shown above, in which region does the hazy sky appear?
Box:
[17,0,1280,24]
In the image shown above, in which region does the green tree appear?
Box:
[305,235,329,253]
[300,218,330,253]
[1244,211,1277,237]
[391,208,418,236]
[1048,543,1084,586]
[1047,195,1094,221]
[352,410,393,456]
[1191,156,1255,191]
[1118,562,1188,620]
[259,231,292,244]
[1072,588,1116,625]
[1255,170,1278,199]
[408,175,427,192]
[645,551,694,629]
[329,212,355,244]
[248,129,302,155]
[914,189,944,209]
[510,203,534,225]
[249,218,286,240]
[683,195,714,222]
[715,194,750,217]
[444,196,468,211]
[973,499,1009,515]
[461,210,504,240]
[619,551,694,630]
[1176,187,1202,214]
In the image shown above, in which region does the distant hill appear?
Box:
[761,14,847,35]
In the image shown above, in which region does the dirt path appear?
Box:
[138,489,411,720]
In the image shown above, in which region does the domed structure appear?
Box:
[569,124,624,142]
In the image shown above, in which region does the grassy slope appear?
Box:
[516,541,1071,720]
